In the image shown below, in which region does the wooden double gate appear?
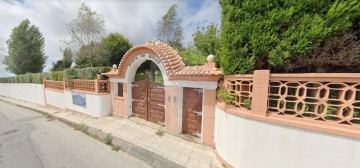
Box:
[132,80,165,124]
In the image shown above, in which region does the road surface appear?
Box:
[0,100,152,168]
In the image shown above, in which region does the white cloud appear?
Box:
[0,0,220,77]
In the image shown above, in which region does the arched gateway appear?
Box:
[103,41,222,147]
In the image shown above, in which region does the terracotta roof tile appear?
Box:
[104,41,223,78]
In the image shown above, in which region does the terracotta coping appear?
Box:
[103,42,224,81]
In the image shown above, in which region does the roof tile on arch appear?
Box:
[117,41,185,76]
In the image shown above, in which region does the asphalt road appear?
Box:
[0,100,152,168]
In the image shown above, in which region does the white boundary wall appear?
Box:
[64,91,111,117]
[214,107,360,168]
[0,83,45,106]
[45,89,65,109]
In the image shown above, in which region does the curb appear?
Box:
[0,98,184,168]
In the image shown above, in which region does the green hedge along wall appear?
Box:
[220,0,360,74]
[0,67,111,84]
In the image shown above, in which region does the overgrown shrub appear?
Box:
[64,67,111,80]
[217,90,236,104]
[220,0,360,74]
[49,71,64,81]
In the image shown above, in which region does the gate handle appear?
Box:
[193,111,202,116]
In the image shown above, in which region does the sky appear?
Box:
[0,0,221,77]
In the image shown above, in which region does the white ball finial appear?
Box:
[207,54,215,63]
[112,64,118,69]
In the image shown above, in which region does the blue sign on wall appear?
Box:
[72,92,86,108]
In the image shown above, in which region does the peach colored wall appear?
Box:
[165,86,181,133]
[251,70,269,116]
[202,89,216,147]
[222,70,360,138]
[111,83,129,117]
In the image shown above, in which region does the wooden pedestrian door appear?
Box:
[182,87,203,137]
[132,79,165,124]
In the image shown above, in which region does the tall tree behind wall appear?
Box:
[4,19,47,75]
[101,33,132,65]
[64,2,107,67]
[156,4,184,50]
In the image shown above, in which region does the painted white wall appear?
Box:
[64,91,111,117]
[0,83,45,106]
[45,90,65,109]
[215,107,360,168]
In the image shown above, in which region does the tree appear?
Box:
[193,23,221,65]
[156,4,184,50]
[178,46,207,66]
[64,2,105,66]
[75,42,110,67]
[101,33,132,65]
[62,47,73,68]
[3,19,47,75]
[50,47,73,71]
[220,0,360,74]
[193,23,220,56]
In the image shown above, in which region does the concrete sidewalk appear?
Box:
[0,96,222,168]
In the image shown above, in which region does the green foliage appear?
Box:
[62,47,73,69]
[156,4,184,50]
[220,0,360,74]
[4,19,47,75]
[112,145,121,151]
[49,71,64,81]
[193,23,221,65]
[51,60,65,71]
[102,32,132,65]
[217,90,236,104]
[63,67,111,80]
[64,2,108,68]
[0,72,48,84]
[76,123,88,132]
[178,47,207,66]
[155,129,165,137]
[243,98,252,110]
[52,48,74,71]
[103,133,113,145]
[75,42,110,67]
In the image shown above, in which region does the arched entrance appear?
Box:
[104,41,185,125]
[132,61,165,124]
[103,41,222,147]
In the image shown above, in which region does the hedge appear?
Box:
[220,0,360,74]
[0,67,112,84]
[63,67,111,80]
[0,73,48,84]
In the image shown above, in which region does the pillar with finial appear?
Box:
[204,54,216,69]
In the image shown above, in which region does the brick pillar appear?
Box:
[251,70,270,116]
[202,89,216,147]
